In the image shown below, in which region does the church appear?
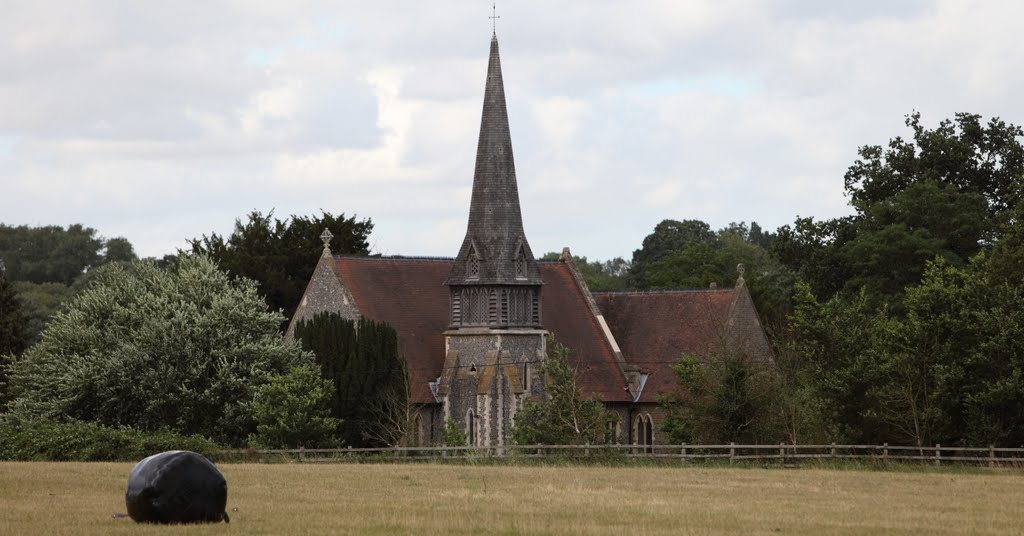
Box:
[286,34,771,448]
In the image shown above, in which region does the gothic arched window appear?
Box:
[514,243,527,279]
[633,413,654,454]
[467,409,478,446]
[467,243,481,279]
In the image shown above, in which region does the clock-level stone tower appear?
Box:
[437,34,547,447]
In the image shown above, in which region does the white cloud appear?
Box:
[2,0,1021,262]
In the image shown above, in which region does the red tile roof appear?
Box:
[334,257,451,404]
[538,263,631,402]
[592,290,735,403]
[331,257,631,404]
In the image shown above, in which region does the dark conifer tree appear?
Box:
[294,313,407,447]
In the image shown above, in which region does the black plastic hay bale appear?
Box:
[125,450,229,524]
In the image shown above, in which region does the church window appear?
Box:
[467,410,477,446]
[413,414,424,447]
[633,413,654,454]
[514,244,527,279]
[606,419,621,444]
[467,244,481,279]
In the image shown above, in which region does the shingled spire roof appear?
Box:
[447,35,542,286]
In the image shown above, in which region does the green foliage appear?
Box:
[249,364,342,448]
[897,255,1024,446]
[539,252,631,291]
[0,223,134,285]
[294,313,408,448]
[629,219,716,288]
[631,219,796,328]
[442,418,467,447]
[0,273,29,357]
[788,284,891,443]
[845,112,1024,216]
[788,253,1024,447]
[510,337,617,445]
[189,210,373,324]
[660,354,783,445]
[777,112,1024,304]
[7,255,308,445]
[11,281,75,346]
[0,417,220,461]
[102,236,137,264]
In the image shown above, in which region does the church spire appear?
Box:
[446,35,543,329]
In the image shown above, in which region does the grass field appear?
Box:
[1,462,1022,535]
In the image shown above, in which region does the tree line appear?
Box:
[1,111,1022,452]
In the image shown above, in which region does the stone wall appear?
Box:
[284,255,359,340]
[439,328,546,447]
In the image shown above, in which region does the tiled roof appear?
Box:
[331,257,630,403]
[538,263,631,402]
[334,257,452,404]
[592,290,735,403]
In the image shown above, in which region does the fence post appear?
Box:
[882,443,888,462]
[681,443,687,459]
[830,442,836,458]
[989,445,996,468]
[935,444,941,466]
[779,442,785,465]
[299,445,305,462]
[729,442,736,464]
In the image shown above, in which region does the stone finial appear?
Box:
[560,247,572,262]
[710,282,717,289]
[320,228,334,257]
[737,263,745,277]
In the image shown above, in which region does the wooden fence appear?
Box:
[218,443,1024,467]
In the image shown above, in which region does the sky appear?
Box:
[2,1,1023,261]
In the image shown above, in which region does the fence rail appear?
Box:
[217,443,1024,467]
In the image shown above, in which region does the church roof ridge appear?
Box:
[334,255,455,263]
[591,288,735,296]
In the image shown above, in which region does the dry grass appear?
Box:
[1,462,1022,535]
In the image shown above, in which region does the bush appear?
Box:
[7,256,310,445]
[249,365,342,448]
[0,417,221,462]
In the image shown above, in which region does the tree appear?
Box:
[539,252,631,291]
[629,219,715,288]
[6,256,309,445]
[845,112,1024,218]
[0,224,107,285]
[660,353,782,445]
[895,255,1024,446]
[777,112,1024,304]
[249,364,342,448]
[510,337,617,445]
[102,237,138,264]
[788,284,891,444]
[293,313,408,448]
[0,273,28,357]
[9,281,75,347]
[0,273,29,409]
[189,210,373,324]
[632,219,798,328]
[361,364,416,448]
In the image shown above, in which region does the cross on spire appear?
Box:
[489,2,500,35]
